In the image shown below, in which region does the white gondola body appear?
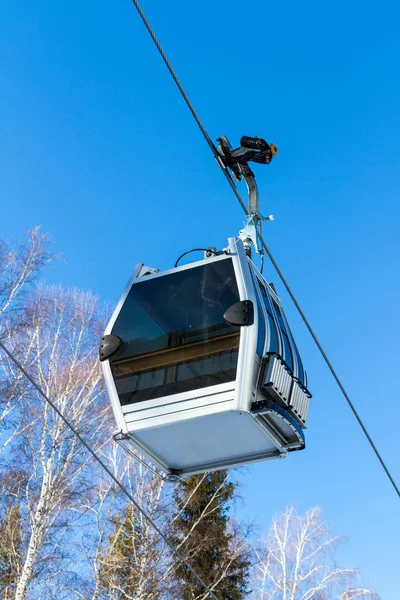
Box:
[101,237,311,477]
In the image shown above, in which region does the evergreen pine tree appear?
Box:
[171,470,251,600]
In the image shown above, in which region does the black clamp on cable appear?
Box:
[217,135,278,181]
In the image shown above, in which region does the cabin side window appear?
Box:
[249,272,266,357]
[281,311,306,385]
[110,258,241,405]
[257,279,305,384]
[271,299,294,373]
[257,280,279,355]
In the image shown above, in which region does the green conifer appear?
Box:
[171,470,251,600]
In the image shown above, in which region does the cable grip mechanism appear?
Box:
[217,135,277,254]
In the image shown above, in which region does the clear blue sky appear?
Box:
[2,0,400,596]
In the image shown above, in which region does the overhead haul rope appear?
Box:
[128,0,248,215]
[0,340,218,600]
[128,0,400,498]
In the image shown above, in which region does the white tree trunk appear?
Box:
[14,463,52,600]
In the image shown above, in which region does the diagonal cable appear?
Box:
[0,339,218,600]
[128,0,249,215]
[257,230,400,497]
[127,0,399,498]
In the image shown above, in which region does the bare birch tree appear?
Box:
[251,505,379,600]
[77,450,184,600]
[0,284,110,600]
[0,227,53,319]
[72,444,163,600]
[0,227,54,456]
[96,462,170,600]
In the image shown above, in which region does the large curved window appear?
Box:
[110,258,240,405]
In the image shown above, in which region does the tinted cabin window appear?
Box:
[271,300,294,372]
[257,281,279,354]
[249,272,265,357]
[292,343,305,385]
[110,258,240,405]
[281,314,307,386]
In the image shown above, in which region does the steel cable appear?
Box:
[257,230,400,497]
[0,340,218,600]
[128,0,249,215]
[128,0,400,498]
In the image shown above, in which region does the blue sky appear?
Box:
[2,0,400,596]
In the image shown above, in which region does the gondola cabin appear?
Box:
[100,237,311,477]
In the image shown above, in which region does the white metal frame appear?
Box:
[102,238,305,476]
